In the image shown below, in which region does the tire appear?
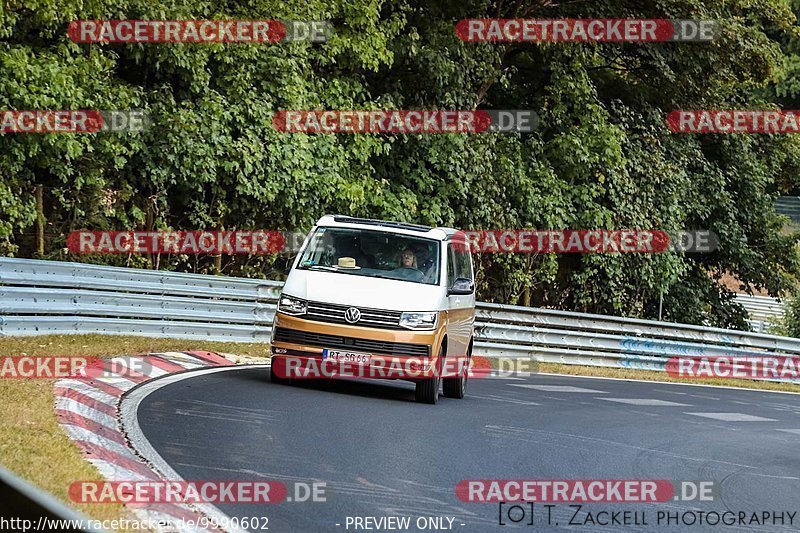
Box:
[415,343,444,404]
[443,341,470,399]
[415,374,439,404]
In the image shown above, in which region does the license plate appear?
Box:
[322,349,372,365]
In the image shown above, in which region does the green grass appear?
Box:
[0,335,270,531]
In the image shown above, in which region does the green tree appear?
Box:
[1,0,799,329]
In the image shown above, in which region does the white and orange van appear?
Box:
[270,215,475,404]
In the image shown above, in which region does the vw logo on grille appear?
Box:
[344,307,361,324]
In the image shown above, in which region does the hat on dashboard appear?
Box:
[337,257,359,269]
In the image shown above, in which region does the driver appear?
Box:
[394,247,424,282]
[400,247,417,269]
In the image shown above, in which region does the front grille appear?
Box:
[273,327,431,357]
[305,301,404,330]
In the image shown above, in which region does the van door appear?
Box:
[446,241,475,364]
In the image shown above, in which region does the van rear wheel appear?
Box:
[442,369,466,398]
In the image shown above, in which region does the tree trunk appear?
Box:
[35,184,44,256]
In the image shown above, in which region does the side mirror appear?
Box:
[448,277,474,296]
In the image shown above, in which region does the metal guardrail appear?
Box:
[0,465,104,532]
[2,257,799,380]
[775,196,800,222]
[736,293,785,333]
[0,258,277,343]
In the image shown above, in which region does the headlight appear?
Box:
[278,295,307,316]
[399,311,438,330]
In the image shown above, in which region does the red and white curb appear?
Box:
[54,351,241,532]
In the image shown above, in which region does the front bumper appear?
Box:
[270,312,447,380]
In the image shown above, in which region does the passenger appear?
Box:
[416,247,436,282]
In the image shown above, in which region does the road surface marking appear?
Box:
[471,393,540,405]
[601,398,690,406]
[685,412,776,422]
[509,384,606,393]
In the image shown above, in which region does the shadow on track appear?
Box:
[236,366,422,404]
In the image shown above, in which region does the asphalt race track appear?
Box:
[134,368,800,532]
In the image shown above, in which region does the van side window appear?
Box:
[447,245,457,285]
[454,246,473,281]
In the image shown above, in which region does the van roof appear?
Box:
[316,215,459,241]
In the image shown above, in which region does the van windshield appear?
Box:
[296,227,441,285]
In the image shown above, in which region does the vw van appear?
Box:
[269,215,476,404]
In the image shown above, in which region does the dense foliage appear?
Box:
[2,0,800,329]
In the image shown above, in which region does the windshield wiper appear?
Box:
[298,264,339,271]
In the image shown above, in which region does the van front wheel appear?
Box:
[415,375,440,404]
[443,343,470,399]
[415,346,443,404]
